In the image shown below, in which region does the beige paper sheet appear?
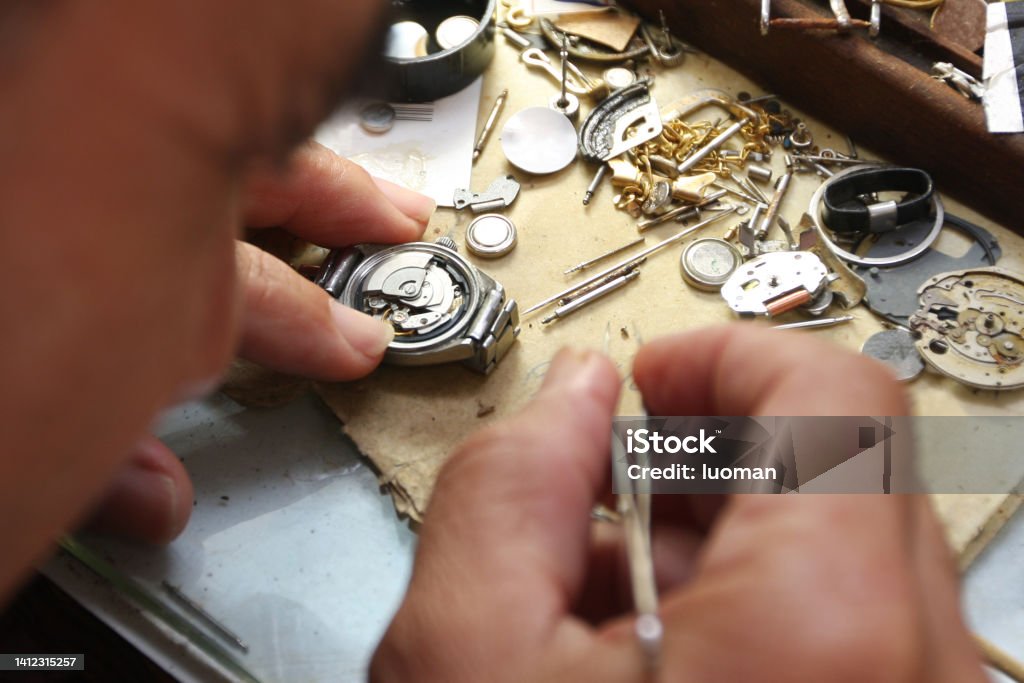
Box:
[315,33,1024,561]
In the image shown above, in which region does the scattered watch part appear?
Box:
[721,251,830,317]
[539,18,651,63]
[603,66,638,91]
[852,214,1001,326]
[641,180,673,216]
[322,242,519,374]
[549,92,581,121]
[453,175,521,213]
[466,214,518,259]
[862,329,925,382]
[384,21,430,59]
[501,107,578,175]
[802,287,835,316]
[909,267,1024,391]
[359,103,397,134]
[578,82,663,162]
[435,15,480,50]
[797,217,867,309]
[681,238,743,291]
[807,165,945,268]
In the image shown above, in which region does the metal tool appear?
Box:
[501,106,578,174]
[454,175,521,213]
[677,118,749,175]
[542,270,641,324]
[611,433,662,670]
[773,315,855,331]
[525,209,737,315]
[761,0,772,35]
[474,89,509,161]
[564,238,646,275]
[162,581,250,654]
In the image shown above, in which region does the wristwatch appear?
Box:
[315,239,520,374]
[822,167,934,234]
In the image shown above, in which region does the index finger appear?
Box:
[633,324,910,417]
[242,141,433,246]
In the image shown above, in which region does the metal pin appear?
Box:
[162,581,250,653]
[712,181,759,206]
[758,171,793,237]
[564,238,646,274]
[761,0,772,35]
[677,118,749,175]
[558,34,570,108]
[583,165,609,206]
[743,93,780,105]
[559,261,648,305]
[525,209,737,315]
[845,135,859,159]
[473,89,509,162]
[773,315,855,331]
[778,217,799,250]
[732,171,770,204]
[792,153,865,166]
[543,270,641,324]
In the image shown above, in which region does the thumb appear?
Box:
[372,349,620,682]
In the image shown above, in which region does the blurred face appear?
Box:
[0,0,385,586]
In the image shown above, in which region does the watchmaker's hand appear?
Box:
[371,327,986,683]
[87,142,434,544]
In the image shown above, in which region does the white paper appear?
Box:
[983,2,1024,134]
[530,0,613,16]
[315,79,483,207]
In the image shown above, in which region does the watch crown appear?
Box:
[436,236,458,252]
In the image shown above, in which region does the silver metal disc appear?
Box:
[467,214,518,258]
[436,15,480,50]
[681,238,742,291]
[501,107,578,175]
[862,329,925,382]
[360,103,396,134]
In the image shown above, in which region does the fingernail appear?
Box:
[330,301,395,359]
[373,177,436,225]
[542,348,604,393]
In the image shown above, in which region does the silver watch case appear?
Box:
[319,242,519,374]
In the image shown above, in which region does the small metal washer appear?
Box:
[466,214,518,258]
[360,103,396,134]
[862,329,925,382]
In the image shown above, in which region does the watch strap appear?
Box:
[822,167,933,234]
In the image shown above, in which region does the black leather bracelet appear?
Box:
[822,167,934,234]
